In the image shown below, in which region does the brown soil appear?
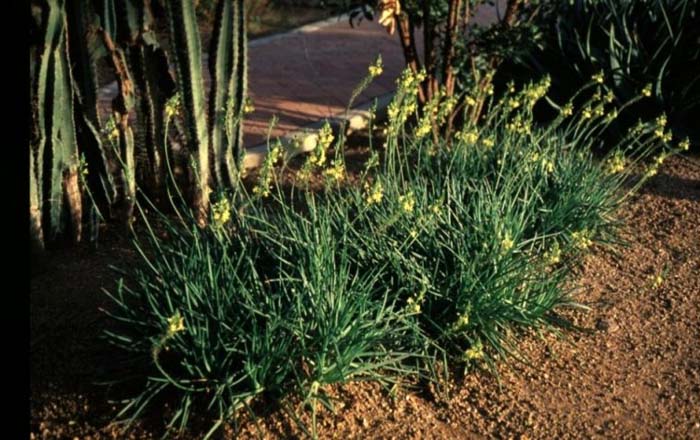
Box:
[30,151,700,439]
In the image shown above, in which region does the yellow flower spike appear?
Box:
[604,91,615,103]
[414,118,432,139]
[561,103,574,117]
[679,137,690,151]
[645,165,659,178]
[656,114,667,128]
[364,181,384,205]
[368,55,383,77]
[398,191,416,214]
[463,340,484,361]
[500,232,514,254]
[571,229,593,250]
[324,160,345,184]
[211,197,232,227]
[406,296,422,314]
[604,110,618,124]
[542,158,555,174]
[452,310,470,331]
[605,151,626,174]
[243,97,255,114]
[663,131,673,143]
[546,242,561,266]
[109,127,120,141]
[167,312,185,336]
[592,71,605,84]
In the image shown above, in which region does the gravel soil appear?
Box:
[30,152,700,439]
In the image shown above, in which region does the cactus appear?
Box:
[67,0,116,232]
[101,23,137,225]
[114,0,176,200]
[208,0,248,188]
[29,0,249,246]
[32,0,83,244]
[165,0,211,224]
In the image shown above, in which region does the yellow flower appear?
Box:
[211,197,232,227]
[651,274,663,289]
[482,137,495,149]
[377,0,401,35]
[167,312,185,336]
[414,118,432,139]
[500,232,514,253]
[368,55,383,77]
[645,164,659,178]
[604,91,615,103]
[546,242,561,265]
[243,97,255,114]
[571,229,593,250]
[109,127,120,141]
[582,108,593,119]
[165,93,182,119]
[324,160,345,183]
[463,340,484,361]
[364,181,384,205]
[508,98,521,109]
[656,114,667,128]
[465,96,477,106]
[542,158,555,174]
[399,191,416,213]
[561,103,573,117]
[642,84,653,97]
[406,297,421,314]
[604,110,618,123]
[592,71,605,84]
[452,311,470,330]
[679,137,690,151]
[456,129,479,145]
[409,229,418,239]
[605,151,626,174]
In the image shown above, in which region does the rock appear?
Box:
[596,318,619,333]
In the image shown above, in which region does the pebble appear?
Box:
[596,319,619,333]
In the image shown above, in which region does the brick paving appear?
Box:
[244,16,414,147]
[98,3,503,153]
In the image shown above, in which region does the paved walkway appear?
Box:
[244,16,413,147]
[98,3,503,163]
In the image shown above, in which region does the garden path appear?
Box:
[97,3,504,166]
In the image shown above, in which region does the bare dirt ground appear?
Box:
[30,152,700,439]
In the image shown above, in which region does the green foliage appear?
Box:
[516,0,700,129]
[104,64,685,436]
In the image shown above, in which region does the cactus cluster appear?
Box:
[29,0,249,249]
